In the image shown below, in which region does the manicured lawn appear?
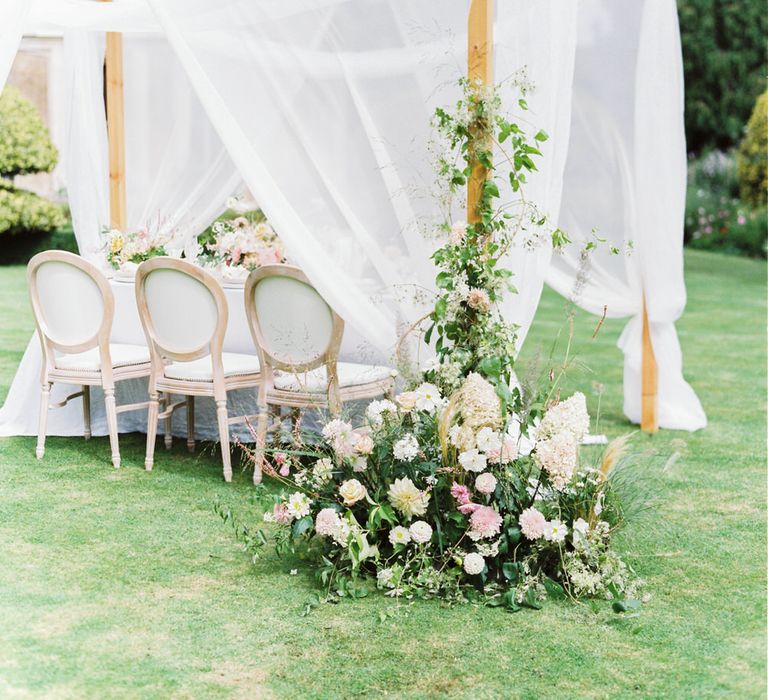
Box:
[0,249,765,699]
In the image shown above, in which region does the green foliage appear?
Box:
[677,0,767,153]
[0,182,66,237]
[737,91,768,207]
[685,149,767,258]
[0,86,58,178]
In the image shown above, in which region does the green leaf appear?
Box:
[612,599,642,614]
[478,355,502,379]
[543,577,566,600]
[435,271,453,289]
[483,180,500,198]
[534,129,549,142]
[292,515,313,537]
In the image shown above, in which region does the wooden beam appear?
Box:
[102,0,127,231]
[641,299,659,433]
[467,0,493,224]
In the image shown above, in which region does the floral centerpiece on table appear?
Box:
[223,78,645,612]
[198,209,285,275]
[101,226,167,271]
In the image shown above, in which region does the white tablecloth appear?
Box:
[0,279,378,439]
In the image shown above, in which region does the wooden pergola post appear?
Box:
[467,0,493,225]
[641,299,659,432]
[101,0,127,231]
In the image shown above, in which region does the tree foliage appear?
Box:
[678,0,768,154]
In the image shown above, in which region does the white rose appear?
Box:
[463,552,485,576]
[409,520,433,545]
[338,479,367,506]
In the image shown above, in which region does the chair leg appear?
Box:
[216,399,232,483]
[163,393,173,449]
[145,390,159,471]
[36,382,51,459]
[82,385,91,440]
[104,388,120,469]
[186,396,195,453]
[254,404,269,485]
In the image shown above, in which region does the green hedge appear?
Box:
[678,0,768,154]
[0,86,58,178]
[737,91,768,208]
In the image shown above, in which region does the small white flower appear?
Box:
[388,526,412,546]
[573,517,590,537]
[409,520,433,545]
[377,568,394,585]
[352,456,368,472]
[413,382,445,414]
[594,492,604,516]
[312,457,334,483]
[289,569,298,576]
[459,449,487,473]
[393,434,420,462]
[285,492,312,519]
[463,552,485,576]
[543,519,568,543]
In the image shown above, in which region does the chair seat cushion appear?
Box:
[165,352,260,381]
[55,343,150,372]
[273,362,393,393]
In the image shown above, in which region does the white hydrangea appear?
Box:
[475,426,502,454]
[463,552,485,575]
[366,399,398,427]
[409,520,433,544]
[534,431,578,490]
[538,392,590,442]
[393,433,420,462]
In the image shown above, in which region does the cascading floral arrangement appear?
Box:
[224,79,644,611]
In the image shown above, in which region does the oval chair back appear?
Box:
[27,250,115,379]
[244,265,344,376]
[135,257,228,373]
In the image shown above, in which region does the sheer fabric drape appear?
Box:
[548,0,706,430]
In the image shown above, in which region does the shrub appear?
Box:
[677,0,768,153]
[737,91,768,208]
[684,150,767,258]
[0,183,66,236]
[0,86,58,178]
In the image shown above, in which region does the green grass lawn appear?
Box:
[0,250,765,699]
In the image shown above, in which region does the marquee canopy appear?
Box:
[0,0,706,434]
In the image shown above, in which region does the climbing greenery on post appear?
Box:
[0,86,65,238]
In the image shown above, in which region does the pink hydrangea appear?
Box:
[315,508,341,536]
[272,503,292,525]
[450,481,472,505]
[519,507,547,540]
[469,506,503,540]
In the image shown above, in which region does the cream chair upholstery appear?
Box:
[135,257,261,482]
[27,251,152,468]
[244,265,394,484]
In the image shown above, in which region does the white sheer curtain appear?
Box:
[548,0,706,430]
[146,0,578,359]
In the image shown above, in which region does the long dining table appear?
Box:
[0,277,374,440]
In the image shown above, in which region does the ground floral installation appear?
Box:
[220,79,644,612]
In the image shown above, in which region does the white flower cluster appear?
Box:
[537,392,590,442]
[534,431,578,490]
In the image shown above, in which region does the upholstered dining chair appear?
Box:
[135,257,261,482]
[244,264,395,484]
[27,250,152,468]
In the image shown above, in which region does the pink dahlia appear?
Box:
[469,506,502,540]
[451,481,471,505]
[519,507,547,540]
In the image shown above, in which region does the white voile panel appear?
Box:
[547,0,706,431]
[147,0,577,360]
[0,1,29,90]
